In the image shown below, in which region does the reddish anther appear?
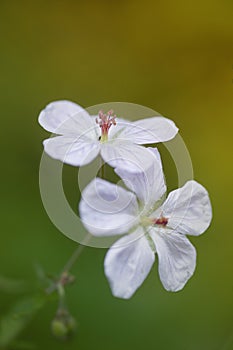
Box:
[153,217,168,227]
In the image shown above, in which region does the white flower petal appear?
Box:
[161,180,212,236]
[108,118,131,139]
[150,228,196,292]
[79,178,139,236]
[115,147,166,211]
[104,227,155,299]
[43,135,100,166]
[100,140,156,172]
[119,117,179,144]
[39,100,98,139]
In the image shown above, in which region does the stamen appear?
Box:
[96,110,117,142]
[141,216,169,227]
[152,217,168,227]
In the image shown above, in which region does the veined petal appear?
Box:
[104,227,155,299]
[100,140,156,172]
[150,228,196,292]
[39,100,98,139]
[108,118,131,139]
[119,117,178,144]
[43,135,100,166]
[79,178,139,236]
[161,180,212,236]
[115,148,166,211]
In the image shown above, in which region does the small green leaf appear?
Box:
[0,293,46,348]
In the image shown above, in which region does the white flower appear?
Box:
[79,148,212,299]
[38,100,178,169]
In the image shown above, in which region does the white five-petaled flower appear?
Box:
[79,148,212,299]
[38,100,178,169]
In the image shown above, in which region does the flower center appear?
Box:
[96,110,116,142]
[152,217,168,226]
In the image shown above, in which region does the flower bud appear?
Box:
[51,318,68,340]
[51,308,77,341]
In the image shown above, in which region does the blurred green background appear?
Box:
[0,0,232,349]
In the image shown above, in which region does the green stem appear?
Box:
[57,283,66,308]
[46,234,91,295]
[98,156,105,179]
[61,234,91,274]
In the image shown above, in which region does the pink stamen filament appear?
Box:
[96,110,116,140]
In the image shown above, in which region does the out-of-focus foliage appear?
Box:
[0,0,232,349]
[0,294,46,349]
[0,277,27,295]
